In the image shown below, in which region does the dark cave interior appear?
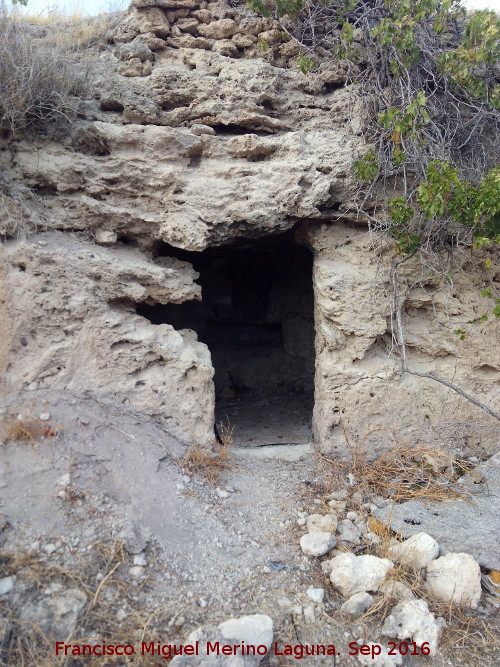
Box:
[137,232,315,446]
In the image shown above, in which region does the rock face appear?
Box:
[1,0,498,455]
[374,452,500,570]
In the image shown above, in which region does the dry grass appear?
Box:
[0,541,176,666]
[181,423,234,486]
[0,411,58,444]
[318,423,478,504]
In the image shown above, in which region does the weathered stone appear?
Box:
[177,17,199,34]
[198,18,238,39]
[305,513,337,534]
[388,532,439,570]
[374,452,500,570]
[381,599,445,655]
[117,57,152,77]
[341,591,373,616]
[426,553,481,608]
[20,589,87,641]
[300,531,336,557]
[329,553,393,597]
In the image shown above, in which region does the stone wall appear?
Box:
[0,0,498,454]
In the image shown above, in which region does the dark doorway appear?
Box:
[137,233,315,447]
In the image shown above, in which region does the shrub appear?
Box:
[0,1,91,137]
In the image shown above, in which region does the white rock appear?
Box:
[303,605,315,623]
[306,513,337,533]
[337,519,361,545]
[38,412,50,421]
[0,576,15,596]
[341,591,373,616]
[219,614,273,650]
[129,566,145,578]
[330,553,393,597]
[306,587,325,604]
[300,531,336,557]
[58,473,71,486]
[426,552,481,608]
[348,473,357,487]
[379,579,415,601]
[381,598,445,654]
[356,644,403,667]
[133,554,147,566]
[215,487,229,499]
[94,230,117,244]
[388,532,439,570]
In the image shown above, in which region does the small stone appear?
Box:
[219,614,273,649]
[379,579,415,601]
[116,608,127,621]
[190,123,216,136]
[198,598,207,608]
[293,605,303,616]
[381,598,445,654]
[215,487,229,499]
[129,566,145,578]
[94,230,117,244]
[388,532,439,570]
[176,483,185,490]
[58,473,71,486]
[43,543,58,555]
[0,576,15,596]
[341,592,373,616]
[133,554,147,567]
[306,513,337,533]
[352,491,363,505]
[303,605,315,624]
[39,412,50,421]
[426,552,481,608]
[348,473,357,487]
[261,566,271,574]
[347,511,359,521]
[327,489,348,501]
[306,587,325,604]
[297,517,306,526]
[330,553,393,597]
[328,500,347,512]
[300,531,336,557]
[337,519,361,546]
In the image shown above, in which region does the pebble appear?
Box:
[303,605,315,623]
[215,488,229,499]
[133,554,147,567]
[129,566,145,578]
[0,576,15,596]
[39,412,50,421]
[306,587,325,604]
[300,531,336,557]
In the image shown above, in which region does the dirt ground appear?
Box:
[0,389,499,666]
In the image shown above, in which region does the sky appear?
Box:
[14,0,500,18]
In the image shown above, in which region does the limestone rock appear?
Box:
[381,599,445,655]
[329,553,393,597]
[170,615,273,665]
[219,614,273,649]
[341,591,373,616]
[388,532,439,570]
[20,589,87,641]
[426,553,481,608]
[337,518,361,546]
[306,513,337,534]
[198,18,238,39]
[300,531,336,557]
[306,587,325,604]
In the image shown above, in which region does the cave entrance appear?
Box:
[138,232,315,447]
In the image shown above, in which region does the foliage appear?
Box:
[246,0,499,260]
[0,1,90,137]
